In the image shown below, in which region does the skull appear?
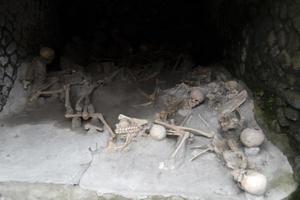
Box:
[240,128,265,148]
[40,47,55,63]
[118,118,130,128]
[188,87,205,108]
[225,80,238,91]
[149,124,167,140]
[225,80,239,98]
[232,169,267,196]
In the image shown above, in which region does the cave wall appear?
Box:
[226,0,300,151]
[0,0,59,111]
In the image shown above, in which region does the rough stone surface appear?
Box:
[0,56,9,66]
[6,41,16,55]
[295,156,300,182]
[5,64,14,77]
[277,108,290,127]
[278,50,291,69]
[284,90,300,110]
[277,29,287,48]
[0,182,99,200]
[287,29,300,54]
[0,63,28,117]
[292,51,300,70]
[284,107,299,121]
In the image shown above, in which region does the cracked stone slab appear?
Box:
[79,96,297,200]
[79,135,297,200]
[0,123,102,185]
[80,137,244,200]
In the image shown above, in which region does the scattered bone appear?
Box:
[134,79,160,107]
[65,112,115,139]
[171,112,194,159]
[198,113,211,129]
[157,100,183,121]
[29,88,64,102]
[28,78,59,102]
[219,109,243,131]
[154,120,215,138]
[64,84,73,115]
[114,114,149,150]
[118,114,148,126]
[97,113,116,139]
[154,118,214,164]
[65,69,122,130]
[190,148,211,161]
[223,150,247,170]
[180,113,192,126]
[170,131,190,158]
[220,90,248,114]
[190,135,227,161]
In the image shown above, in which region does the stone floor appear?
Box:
[0,69,297,200]
[0,108,297,200]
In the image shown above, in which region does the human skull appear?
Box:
[40,47,55,62]
[225,80,239,98]
[232,169,267,196]
[225,80,238,91]
[117,118,130,129]
[150,124,167,140]
[188,87,205,108]
[240,128,265,148]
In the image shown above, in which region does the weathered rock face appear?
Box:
[225,0,300,152]
[0,0,59,112]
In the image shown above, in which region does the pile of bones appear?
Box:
[25,51,269,197]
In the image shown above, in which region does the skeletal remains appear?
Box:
[114,114,149,150]
[187,85,267,196]
[24,50,269,196]
[232,169,267,196]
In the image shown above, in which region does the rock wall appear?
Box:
[0,0,59,111]
[225,0,300,152]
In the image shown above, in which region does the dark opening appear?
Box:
[53,0,250,67]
